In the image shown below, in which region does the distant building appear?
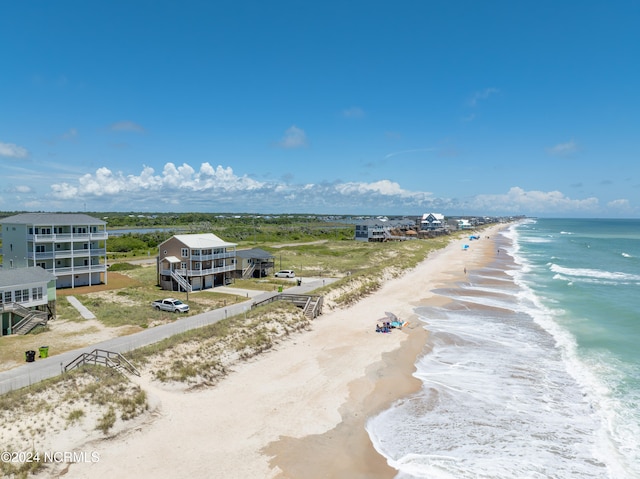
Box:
[235,248,275,279]
[456,219,473,230]
[420,213,445,231]
[0,267,57,336]
[157,233,237,292]
[354,218,416,242]
[1,213,108,288]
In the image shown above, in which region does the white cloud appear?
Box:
[0,141,29,158]
[50,163,265,200]
[50,182,78,200]
[472,186,599,213]
[336,180,409,197]
[342,107,365,118]
[607,198,633,212]
[469,88,499,107]
[40,164,620,216]
[278,125,308,149]
[548,140,578,157]
[110,121,145,132]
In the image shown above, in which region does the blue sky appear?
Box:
[1,1,639,217]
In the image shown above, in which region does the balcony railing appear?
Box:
[46,264,107,275]
[161,264,235,277]
[27,248,107,260]
[189,251,236,261]
[28,231,108,242]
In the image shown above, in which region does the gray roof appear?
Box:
[0,267,57,288]
[1,213,105,226]
[236,248,274,260]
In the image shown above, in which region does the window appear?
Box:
[15,290,22,302]
[181,262,187,270]
[37,262,46,269]
[181,248,189,257]
[32,287,43,301]
[4,291,11,303]
[36,245,45,253]
[194,262,200,269]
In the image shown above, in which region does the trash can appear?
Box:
[278,286,283,293]
[39,346,49,358]
[25,350,36,362]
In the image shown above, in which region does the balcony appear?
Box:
[189,251,236,261]
[28,231,108,242]
[27,248,107,260]
[46,264,107,275]
[161,263,235,277]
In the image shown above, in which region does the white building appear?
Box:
[1,213,108,288]
[420,213,445,230]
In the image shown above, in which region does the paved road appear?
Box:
[0,278,337,395]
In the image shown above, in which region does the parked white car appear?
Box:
[275,270,296,278]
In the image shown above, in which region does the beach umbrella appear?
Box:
[385,311,398,321]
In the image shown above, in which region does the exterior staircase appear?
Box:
[65,349,141,376]
[171,270,192,292]
[242,263,256,279]
[0,303,49,335]
[303,295,323,319]
[252,294,324,319]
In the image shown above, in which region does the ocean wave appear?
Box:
[549,263,640,282]
[522,236,552,243]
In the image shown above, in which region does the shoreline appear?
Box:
[35,225,506,479]
[265,225,504,478]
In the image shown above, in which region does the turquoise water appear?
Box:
[367,219,640,478]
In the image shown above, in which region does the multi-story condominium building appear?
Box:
[157,233,237,292]
[1,213,108,288]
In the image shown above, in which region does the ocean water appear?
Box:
[367,218,640,479]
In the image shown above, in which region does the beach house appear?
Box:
[420,213,445,231]
[234,248,275,279]
[1,213,108,288]
[0,267,57,335]
[354,218,416,242]
[157,233,237,292]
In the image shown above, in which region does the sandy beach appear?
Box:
[35,225,503,479]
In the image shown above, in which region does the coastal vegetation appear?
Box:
[0,365,148,477]
[103,212,354,259]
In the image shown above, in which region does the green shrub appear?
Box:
[96,407,116,434]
